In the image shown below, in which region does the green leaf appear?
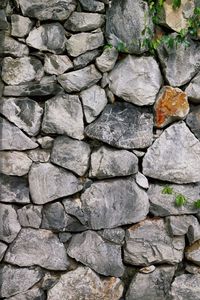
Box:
[175,194,187,207]
[161,186,174,195]
[194,200,200,209]
[104,44,113,50]
[172,0,181,9]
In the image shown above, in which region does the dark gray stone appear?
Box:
[0,241,7,261]
[17,205,42,228]
[99,228,125,245]
[0,9,8,30]
[85,102,153,149]
[79,0,105,12]
[73,49,101,69]
[186,105,200,140]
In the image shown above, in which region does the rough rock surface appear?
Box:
[89,146,138,178]
[79,0,105,13]
[124,218,185,266]
[185,72,200,102]
[108,55,162,106]
[28,163,82,205]
[85,102,153,149]
[126,265,176,300]
[58,64,102,92]
[185,240,200,266]
[80,84,107,123]
[51,136,91,176]
[135,172,149,189]
[11,14,34,37]
[44,54,73,75]
[0,242,7,262]
[154,86,189,128]
[5,228,69,270]
[27,149,50,162]
[47,266,124,300]
[42,94,84,140]
[17,205,42,228]
[0,151,32,176]
[96,46,118,72]
[170,274,200,300]
[67,231,125,276]
[64,12,105,32]
[0,35,29,57]
[99,228,125,245]
[7,288,45,300]
[73,49,101,69]
[0,97,43,136]
[186,105,200,140]
[143,122,200,183]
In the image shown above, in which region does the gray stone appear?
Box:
[143,122,200,183]
[0,34,29,57]
[170,274,200,300]
[5,228,69,270]
[106,0,152,54]
[135,172,149,189]
[64,12,105,32]
[185,263,200,274]
[0,151,32,176]
[58,64,102,92]
[0,174,30,204]
[124,218,185,266]
[0,242,7,261]
[0,265,43,298]
[186,105,200,140]
[0,203,21,243]
[62,196,87,226]
[167,215,200,245]
[126,265,176,300]
[96,46,118,72]
[17,205,42,228]
[185,72,200,102]
[11,14,34,37]
[79,0,105,12]
[67,230,124,276]
[59,232,72,243]
[73,49,101,69]
[185,240,200,266]
[44,54,73,75]
[29,163,82,205]
[148,182,200,216]
[42,94,84,140]
[85,102,153,149]
[89,146,138,178]
[19,0,76,20]
[47,266,123,300]
[78,177,149,229]
[66,31,104,57]
[133,149,145,157]
[99,228,125,245]
[0,9,8,30]
[7,288,45,300]
[2,56,44,85]
[37,136,54,149]
[27,149,50,162]
[26,23,65,53]
[108,55,162,106]
[51,136,91,176]
[157,35,200,87]
[0,97,43,136]
[80,84,107,123]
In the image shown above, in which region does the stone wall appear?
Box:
[1,0,200,299]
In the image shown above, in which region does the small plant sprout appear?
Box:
[175,194,187,207]
[161,186,174,195]
[194,200,200,209]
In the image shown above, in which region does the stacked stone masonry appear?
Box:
[1,0,200,299]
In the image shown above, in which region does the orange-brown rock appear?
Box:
[154,86,189,128]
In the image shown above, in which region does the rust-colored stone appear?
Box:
[154,86,189,128]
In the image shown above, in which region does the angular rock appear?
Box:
[42,94,84,140]
[47,266,123,300]
[51,136,91,176]
[58,64,102,92]
[44,54,73,75]
[154,86,189,128]
[26,23,65,53]
[185,240,200,266]
[5,228,69,270]
[124,218,185,266]
[59,232,72,243]
[79,0,105,12]
[17,205,42,228]
[79,177,149,229]
[80,84,107,123]
[0,174,30,204]
[170,274,200,300]
[0,203,21,243]
[0,265,43,298]
[185,72,200,102]
[11,14,34,37]
[186,105,200,140]
[29,163,82,205]
[0,242,7,261]
[96,46,118,72]
[99,228,125,245]
[2,56,43,85]
[19,0,76,20]
[7,288,45,300]
[37,136,54,149]
[0,151,32,176]
[73,49,101,69]
[0,34,29,57]
[167,215,200,245]
[157,35,200,86]
[126,265,176,300]
[185,263,200,274]
[108,55,162,106]
[85,102,153,149]
[27,149,50,162]
[66,31,104,57]
[106,0,152,54]
[143,122,200,183]
[67,230,124,276]
[148,182,200,216]
[0,97,43,136]
[89,146,138,178]
[64,12,105,32]
[135,172,149,189]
